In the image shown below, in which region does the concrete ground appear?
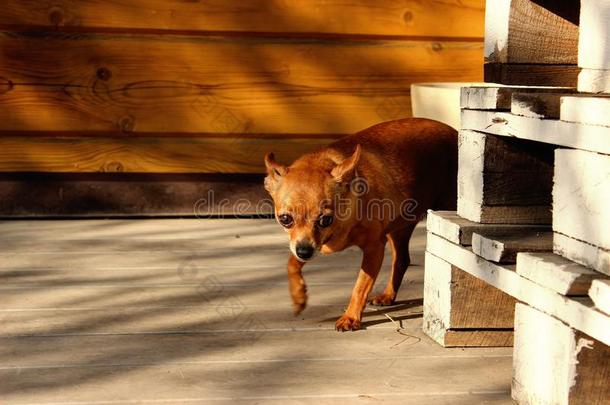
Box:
[0,219,513,404]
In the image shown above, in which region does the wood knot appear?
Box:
[103,161,124,172]
[48,7,65,26]
[432,43,443,52]
[0,77,14,94]
[118,116,135,132]
[96,67,112,81]
[403,11,413,23]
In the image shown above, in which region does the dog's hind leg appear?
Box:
[369,223,416,306]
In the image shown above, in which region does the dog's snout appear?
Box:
[295,243,315,260]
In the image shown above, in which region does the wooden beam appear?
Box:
[0,173,271,217]
[589,279,610,315]
[426,230,610,345]
[484,63,579,87]
[578,68,610,93]
[578,0,610,70]
[511,91,566,119]
[461,109,610,155]
[577,1,610,93]
[459,130,555,172]
[423,252,515,347]
[512,303,610,405]
[0,0,486,39]
[0,32,483,134]
[560,95,610,127]
[457,130,553,224]
[460,84,574,110]
[472,231,552,263]
[442,330,513,347]
[426,210,550,246]
[517,252,606,296]
[456,201,551,224]
[484,0,579,64]
[0,136,335,173]
[554,233,610,277]
[553,149,610,254]
[411,83,465,129]
[460,171,553,206]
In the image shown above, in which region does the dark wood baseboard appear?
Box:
[0,173,272,217]
[484,63,580,87]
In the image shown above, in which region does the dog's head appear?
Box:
[264,145,361,262]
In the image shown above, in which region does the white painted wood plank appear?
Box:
[560,95,610,127]
[426,210,549,246]
[589,279,610,315]
[554,232,610,276]
[461,109,610,155]
[457,130,484,207]
[471,231,552,263]
[426,232,610,345]
[578,0,610,70]
[484,0,511,62]
[516,252,605,296]
[511,92,564,119]
[578,68,610,93]
[426,210,471,245]
[554,149,610,252]
[423,252,452,343]
[461,85,574,110]
[411,82,471,129]
[512,303,591,405]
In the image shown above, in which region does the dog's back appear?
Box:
[323,118,458,217]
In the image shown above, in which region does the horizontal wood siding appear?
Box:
[0,33,481,135]
[1,1,485,38]
[0,136,334,173]
[0,1,484,179]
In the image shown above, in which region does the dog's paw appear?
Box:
[293,300,307,316]
[369,293,396,306]
[292,293,308,316]
[335,314,361,332]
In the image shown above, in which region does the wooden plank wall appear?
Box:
[0,1,484,215]
[0,1,484,173]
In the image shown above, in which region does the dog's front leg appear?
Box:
[287,254,308,315]
[335,241,386,331]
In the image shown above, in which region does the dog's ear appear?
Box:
[331,144,361,182]
[264,152,287,193]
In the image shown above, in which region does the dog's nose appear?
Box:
[295,243,315,260]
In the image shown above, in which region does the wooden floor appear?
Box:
[0,219,513,404]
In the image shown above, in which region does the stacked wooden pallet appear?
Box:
[424,1,610,403]
[425,86,610,403]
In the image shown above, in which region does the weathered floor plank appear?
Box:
[0,219,512,404]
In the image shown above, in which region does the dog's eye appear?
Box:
[318,215,334,228]
[278,214,294,228]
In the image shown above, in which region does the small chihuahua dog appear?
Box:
[264,118,457,331]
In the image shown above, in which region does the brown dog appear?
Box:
[264,118,457,331]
